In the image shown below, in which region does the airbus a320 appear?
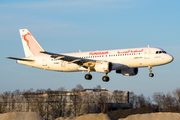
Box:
[7,29,174,82]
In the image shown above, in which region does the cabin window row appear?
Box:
[80,53,141,59]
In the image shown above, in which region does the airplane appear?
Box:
[7,29,174,82]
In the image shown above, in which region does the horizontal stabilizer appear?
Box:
[6,57,34,62]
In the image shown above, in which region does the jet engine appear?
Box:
[94,62,112,73]
[116,68,138,76]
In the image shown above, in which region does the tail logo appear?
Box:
[22,32,31,49]
[21,31,43,56]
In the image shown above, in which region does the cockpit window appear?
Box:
[162,51,167,53]
[155,51,167,54]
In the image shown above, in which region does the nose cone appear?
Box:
[167,54,174,63]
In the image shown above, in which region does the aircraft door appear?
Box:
[144,48,150,59]
[42,56,47,66]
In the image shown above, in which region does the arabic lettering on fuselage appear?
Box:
[117,49,143,54]
[89,51,108,56]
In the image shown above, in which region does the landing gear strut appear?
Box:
[148,66,154,77]
[102,73,110,82]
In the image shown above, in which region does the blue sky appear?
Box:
[0,0,180,97]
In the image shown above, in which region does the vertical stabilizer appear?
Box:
[19,29,44,57]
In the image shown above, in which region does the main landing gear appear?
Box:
[85,67,92,80]
[84,67,110,82]
[85,74,92,80]
[85,73,110,82]
[102,73,109,82]
[148,66,154,77]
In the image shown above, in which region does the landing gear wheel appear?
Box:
[85,74,92,80]
[149,73,154,77]
[102,76,110,82]
[148,66,154,77]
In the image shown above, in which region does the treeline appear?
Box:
[0,85,180,120]
[130,88,180,112]
[0,85,129,119]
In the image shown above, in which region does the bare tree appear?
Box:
[50,87,67,118]
[137,94,146,108]
[70,84,83,116]
[164,93,176,111]
[57,87,67,117]
[173,88,180,111]
[7,91,11,112]
[11,92,15,112]
[0,102,2,113]
[34,89,46,117]
[100,92,109,113]
[146,96,152,108]
[22,89,32,112]
[112,90,124,109]
[129,93,152,109]
[94,85,101,92]
[83,91,95,114]
[129,92,137,108]
[0,94,3,113]
[45,88,53,119]
[13,89,23,112]
[93,90,109,113]
[153,92,166,111]
[1,91,10,113]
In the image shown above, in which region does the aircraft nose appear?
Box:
[167,54,174,63]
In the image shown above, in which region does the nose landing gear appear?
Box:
[148,66,154,77]
[149,73,154,77]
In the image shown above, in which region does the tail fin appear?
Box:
[19,29,44,57]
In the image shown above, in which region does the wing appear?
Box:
[40,51,97,68]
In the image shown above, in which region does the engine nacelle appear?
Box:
[94,62,112,73]
[116,68,138,76]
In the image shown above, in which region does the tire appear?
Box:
[149,73,154,77]
[102,76,109,82]
[85,74,92,80]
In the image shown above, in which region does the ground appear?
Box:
[107,107,158,120]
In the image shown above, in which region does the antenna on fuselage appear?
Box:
[147,45,150,48]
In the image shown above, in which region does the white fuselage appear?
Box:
[17,47,173,72]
